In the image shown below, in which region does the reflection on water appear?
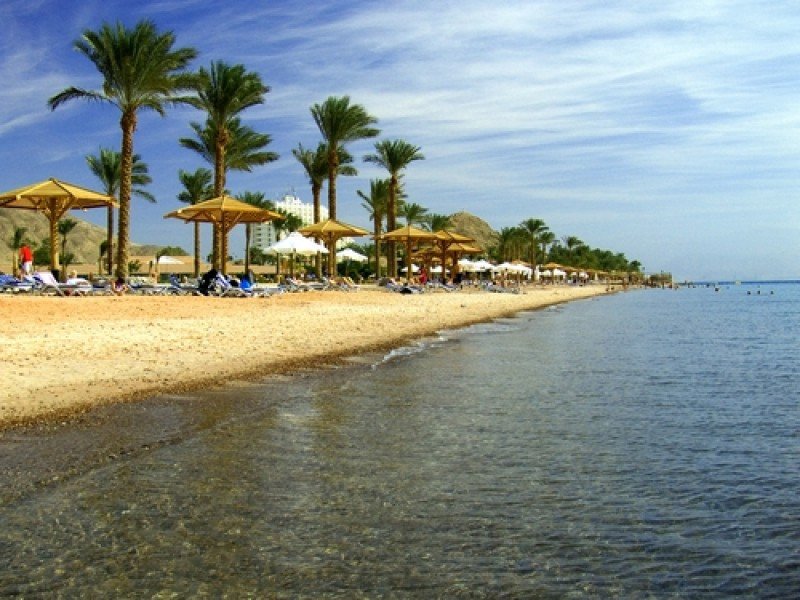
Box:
[1,287,798,597]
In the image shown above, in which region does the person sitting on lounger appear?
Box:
[111,276,130,295]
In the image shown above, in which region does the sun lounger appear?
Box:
[0,274,36,294]
[33,271,93,296]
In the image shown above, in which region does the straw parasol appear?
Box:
[433,230,475,280]
[0,177,117,273]
[164,194,283,275]
[298,218,369,277]
[380,225,438,282]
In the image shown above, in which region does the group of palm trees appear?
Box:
[45,18,641,282]
[46,19,427,280]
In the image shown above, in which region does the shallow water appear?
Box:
[1,284,798,597]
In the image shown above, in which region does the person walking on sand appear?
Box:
[18,243,33,277]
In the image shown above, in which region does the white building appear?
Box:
[252,193,328,249]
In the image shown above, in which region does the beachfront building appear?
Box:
[252,193,352,249]
[252,193,327,249]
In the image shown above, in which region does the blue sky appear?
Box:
[1,0,798,281]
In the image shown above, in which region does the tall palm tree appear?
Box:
[236,191,274,276]
[363,139,424,277]
[310,96,379,223]
[539,230,556,264]
[185,61,269,270]
[180,116,277,271]
[293,142,357,276]
[519,218,548,266]
[86,148,155,274]
[49,19,197,278]
[177,167,213,277]
[562,235,585,264]
[358,178,389,276]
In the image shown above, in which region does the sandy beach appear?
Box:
[1,285,610,427]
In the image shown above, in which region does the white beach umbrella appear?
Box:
[266,232,328,278]
[458,258,476,272]
[157,255,184,265]
[472,259,494,271]
[337,247,368,262]
[400,264,420,273]
[265,231,328,256]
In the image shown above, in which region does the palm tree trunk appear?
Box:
[49,216,59,273]
[387,175,398,278]
[106,205,114,275]
[116,112,136,279]
[373,215,382,277]
[213,138,226,271]
[193,222,200,278]
[312,182,322,278]
[327,148,339,276]
[244,224,251,275]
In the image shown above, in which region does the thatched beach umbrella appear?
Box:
[164,195,283,275]
[381,225,438,283]
[0,177,117,274]
[298,218,369,277]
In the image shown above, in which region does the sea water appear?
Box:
[0,283,798,597]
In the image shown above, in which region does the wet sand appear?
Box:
[1,284,610,428]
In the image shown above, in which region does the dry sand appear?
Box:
[1,284,610,427]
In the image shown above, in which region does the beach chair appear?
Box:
[168,274,203,296]
[341,277,361,292]
[33,270,92,296]
[0,274,36,294]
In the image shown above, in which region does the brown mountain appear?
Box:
[0,208,180,266]
[447,211,498,253]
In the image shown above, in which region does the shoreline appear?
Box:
[1,285,613,429]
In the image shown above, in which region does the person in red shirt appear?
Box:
[18,243,33,276]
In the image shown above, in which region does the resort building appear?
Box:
[252,193,354,249]
[252,193,328,249]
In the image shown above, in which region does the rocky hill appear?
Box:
[0,208,180,265]
[447,211,499,253]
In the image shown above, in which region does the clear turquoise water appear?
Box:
[1,284,798,597]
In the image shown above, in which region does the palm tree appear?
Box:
[185,61,269,270]
[57,218,78,279]
[180,116,277,272]
[363,139,424,277]
[86,148,155,274]
[427,213,453,233]
[7,226,28,278]
[49,20,197,279]
[519,218,548,266]
[177,167,213,277]
[236,191,274,276]
[399,202,430,227]
[562,235,585,264]
[538,230,556,264]
[310,96,380,223]
[293,142,357,277]
[358,178,390,276]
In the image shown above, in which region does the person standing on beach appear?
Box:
[18,243,33,277]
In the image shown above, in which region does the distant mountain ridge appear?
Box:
[447,211,499,253]
[0,208,176,264]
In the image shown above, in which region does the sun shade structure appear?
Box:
[265,231,328,278]
[164,195,283,275]
[433,230,476,280]
[298,218,369,277]
[380,225,438,282]
[0,177,117,272]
